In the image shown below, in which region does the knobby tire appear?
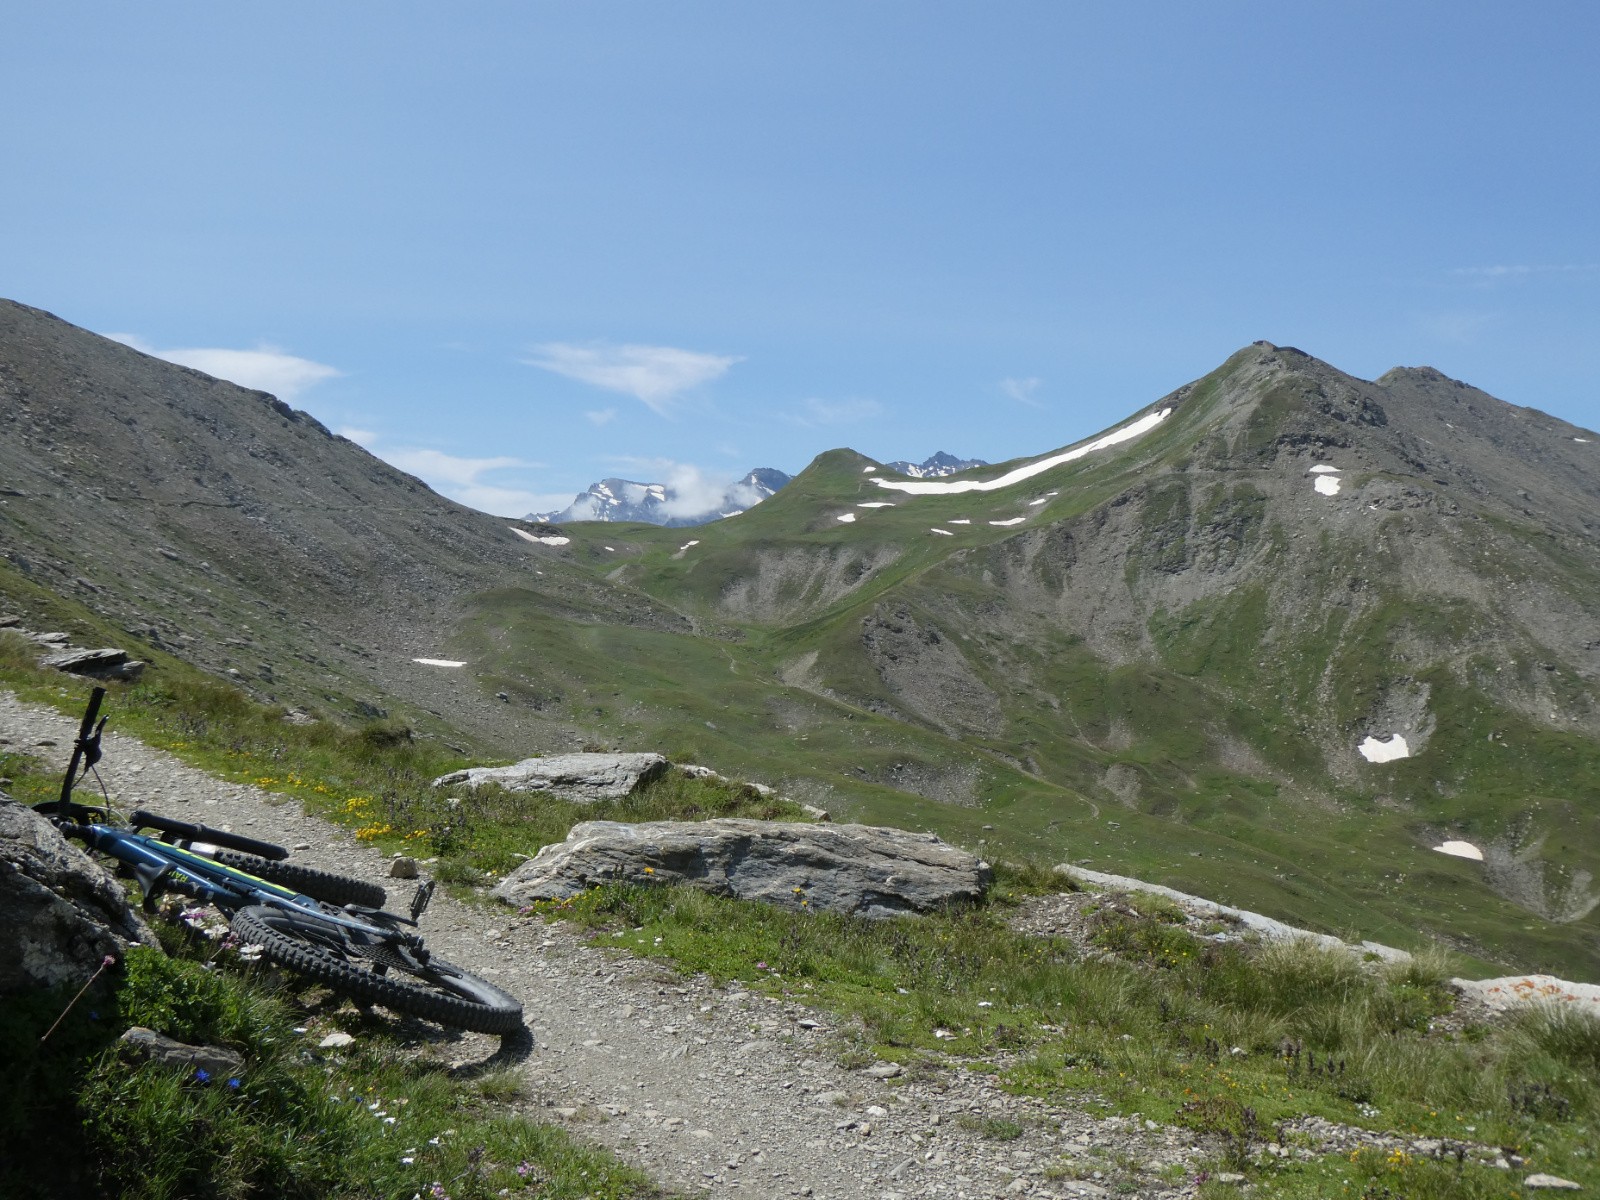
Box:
[229,905,524,1035]
[211,851,388,909]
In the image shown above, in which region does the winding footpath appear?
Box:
[3,690,1216,1199]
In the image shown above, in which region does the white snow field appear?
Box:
[948,518,971,524]
[836,512,857,523]
[1433,840,1484,861]
[930,527,954,536]
[679,539,700,550]
[989,517,1027,526]
[871,408,1172,495]
[412,658,466,668]
[857,501,896,508]
[1358,734,1411,762]
[510,527,571,546]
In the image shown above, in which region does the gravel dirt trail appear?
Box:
[2,690,1208,1200]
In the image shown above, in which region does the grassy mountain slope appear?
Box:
[465,343,1600,974]
[4,301,1597,975]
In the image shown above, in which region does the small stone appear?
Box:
[120,1027,244,1078]
[865,1062,903,1079]
[319,1031,355,1049]
[1217,1173,1246,1183]
[1525,1176,1583,1191]
[815,1091,849,1106]
[554,1107,579,1119]
[389,856,419,879]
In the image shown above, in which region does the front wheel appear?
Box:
[229,905,524,1035]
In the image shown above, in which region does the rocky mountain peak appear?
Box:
[532,467,793,527]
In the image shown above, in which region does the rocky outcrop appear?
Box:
[42,646,146,682]
[432,752,669,802]
[1056,863,1411,962]
[491,819,993,917]
[0,792,155,991]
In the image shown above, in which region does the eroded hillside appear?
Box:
[5,303,1598,974]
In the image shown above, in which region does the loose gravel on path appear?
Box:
[3,690,1214,1200]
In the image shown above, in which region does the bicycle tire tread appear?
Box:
[229,905,524,1035]
[213,852,388,908]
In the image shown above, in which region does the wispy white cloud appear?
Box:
[343,430,561,517]
[784,396,884,427]
[106,333,342,401]
[585,407,618,426]
[1000,376,1044,407]
[605,457,759,519]
[524,341,741,415]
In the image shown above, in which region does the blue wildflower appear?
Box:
[194,1068,211,1084]
[227,1078,242,1090]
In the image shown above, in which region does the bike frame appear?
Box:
[41,686,431,951]
[65,821,424,945]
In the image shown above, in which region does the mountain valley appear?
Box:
[4,299,1598,976]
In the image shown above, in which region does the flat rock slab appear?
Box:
[432,753,668,803]
[42,646,146,681]
[1056,863,1411,962]
[1455,974,1600,1014]
[492,818,992,917]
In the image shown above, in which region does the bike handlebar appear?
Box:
[129,810,290,861]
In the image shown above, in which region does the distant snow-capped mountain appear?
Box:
[885,451,988,478]
[531,467,792,526]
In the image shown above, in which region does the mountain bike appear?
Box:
[34,687,524,1035]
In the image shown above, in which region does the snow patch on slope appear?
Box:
[1358,734,1410,762]
[1434,840,1484,861]
[511,527,571,546]
[870,408,1172,496]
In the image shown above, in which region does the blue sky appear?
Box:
[4,3,1597,516]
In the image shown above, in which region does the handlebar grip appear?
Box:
[128,810,290,861]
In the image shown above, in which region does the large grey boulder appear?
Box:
[0,793,155,992]
[491,819,992,917]
[432,752,669,803]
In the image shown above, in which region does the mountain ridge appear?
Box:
[4,298,1598,974]
[531,467,792,526]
